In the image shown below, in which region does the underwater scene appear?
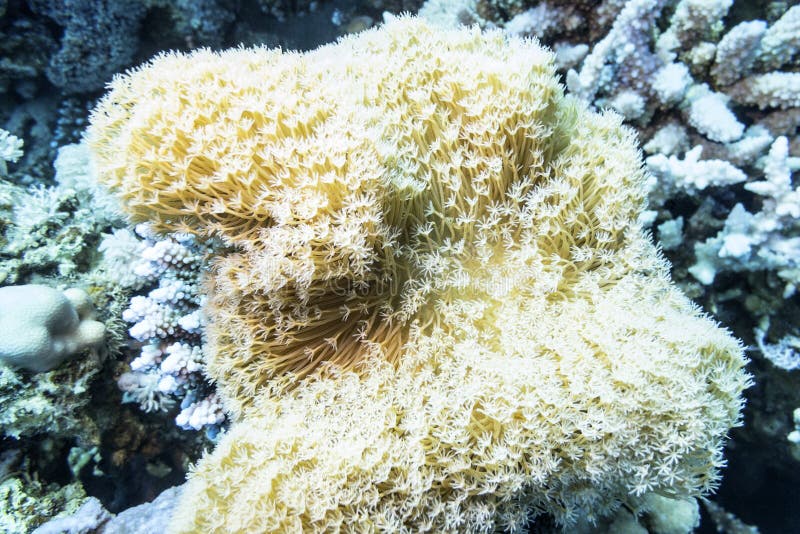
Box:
[0,0,799,532]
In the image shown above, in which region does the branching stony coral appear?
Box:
[88,16,749,532]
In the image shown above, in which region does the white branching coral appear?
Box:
[657,0,732,65]
[690,137,800,294]
[745,135,800,218]
[653,62,692,105]
[567,0,664,104]
[686,85,744,143]
[711,20,767,86]
[110,225,221,433]
[176,392,225,431]
[647,145,747,192]
[503,3,578,40]
[755,5,800,70]
[729,72,800,110]
[88,17,749,532]
[0,128,23,175]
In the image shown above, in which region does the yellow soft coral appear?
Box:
[88,16,749,532]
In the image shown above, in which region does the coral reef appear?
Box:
[32,496,111,534]
[88,16,748,531]
[102,225,223,435]
[0,135,198,529]
[0,0,796,531]
[690,136,800,294]
[0,142,123,284]
[0,1,367,189]
[0,351,102,442]
[417,6,800,528]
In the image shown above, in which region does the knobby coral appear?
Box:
[88,16,749,532]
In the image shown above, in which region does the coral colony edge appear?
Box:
[85,16,747,532]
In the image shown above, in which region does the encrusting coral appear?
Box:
[88,16,750,532]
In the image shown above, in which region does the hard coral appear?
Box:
[0,285,105,373]
[88,16,749,532]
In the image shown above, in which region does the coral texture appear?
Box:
[27,0,145,93]
[0,350,102,442]
[104,225,223,433]
[88,17,749,532]
[0,285,105,373]
[0,142,125,285]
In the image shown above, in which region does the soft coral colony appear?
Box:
[88,16,750,533]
